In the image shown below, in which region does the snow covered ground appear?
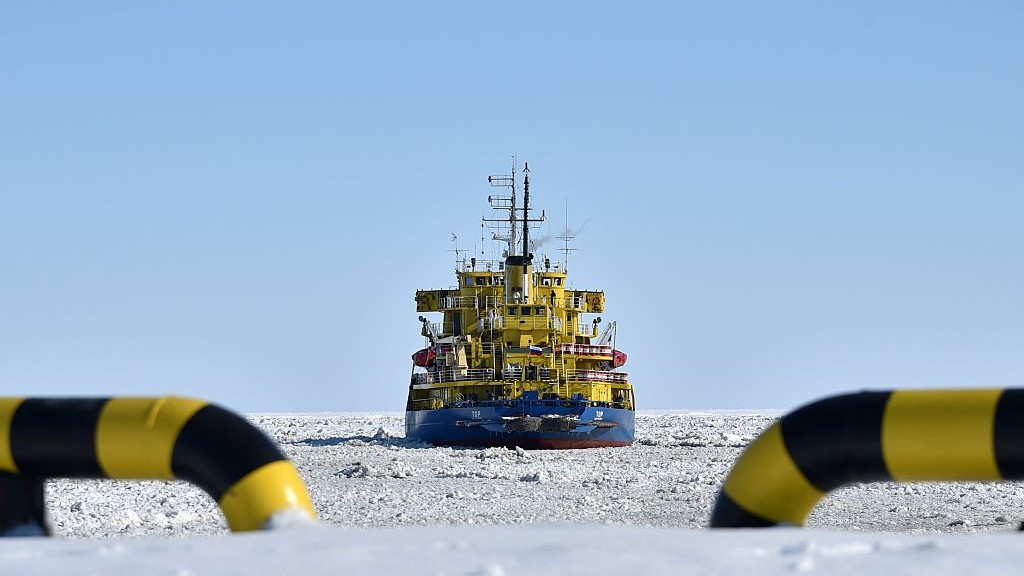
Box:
[7,410,1024,574]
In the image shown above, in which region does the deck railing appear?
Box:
[412,368,497,385]
[557,344,613,356]
[480,317,503,330]
[439,296,478,309]
[566,369,629,383]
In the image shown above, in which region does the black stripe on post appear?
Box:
[709,493,776,528]
[171,404,285,501]
[780,391,892,492]
[9,398,108,478]
[993,389,1024,479]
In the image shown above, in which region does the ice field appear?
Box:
[8,410,1024,574]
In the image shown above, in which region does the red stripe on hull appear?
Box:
[425,438,633,450]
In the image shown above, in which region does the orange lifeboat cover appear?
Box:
[412,347,437,367]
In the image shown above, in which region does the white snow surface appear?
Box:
[7,410,1024,574]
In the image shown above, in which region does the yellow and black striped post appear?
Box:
[710,389,1024,528]
[0,396,316,536]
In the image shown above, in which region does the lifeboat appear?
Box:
[412,347,437,367]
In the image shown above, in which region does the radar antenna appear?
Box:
[485,157,517,257]
[557,199,578,271]
[484,158,545,261]
[447,232,464,271]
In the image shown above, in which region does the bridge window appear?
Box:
[507,306,517,316]
[554,278,562,286]
[541,277,552,286]
[475,277,486,286]
[521,307,532,315]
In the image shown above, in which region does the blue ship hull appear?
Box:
[405,400,635,449]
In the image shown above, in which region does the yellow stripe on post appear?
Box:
[96,396,208,479]
[722,422,824,526]
[883,389,1003,482]
[0,398,25,473]
[218,460,317,532]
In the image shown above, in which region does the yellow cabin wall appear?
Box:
[409,267,631,410]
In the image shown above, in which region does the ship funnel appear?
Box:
[504,254,533,303]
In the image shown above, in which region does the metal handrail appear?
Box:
[412,368,497,385]
[566,369,629,383]
[481,317,504,330]
[558,344,613,356]
[409,398,444,410]
[439,296,478,309]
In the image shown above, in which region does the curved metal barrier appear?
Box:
[0,396,317,535]
[710,388,1024,528]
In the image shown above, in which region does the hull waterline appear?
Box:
[406,404,635,449]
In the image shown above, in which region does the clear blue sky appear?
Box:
[2,2,1021,413]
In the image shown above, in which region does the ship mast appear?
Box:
[485,159,545,303]
[486,158,517,258]
[521,163,530,260]
[510,162,517,257]
[516,162,545,260]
